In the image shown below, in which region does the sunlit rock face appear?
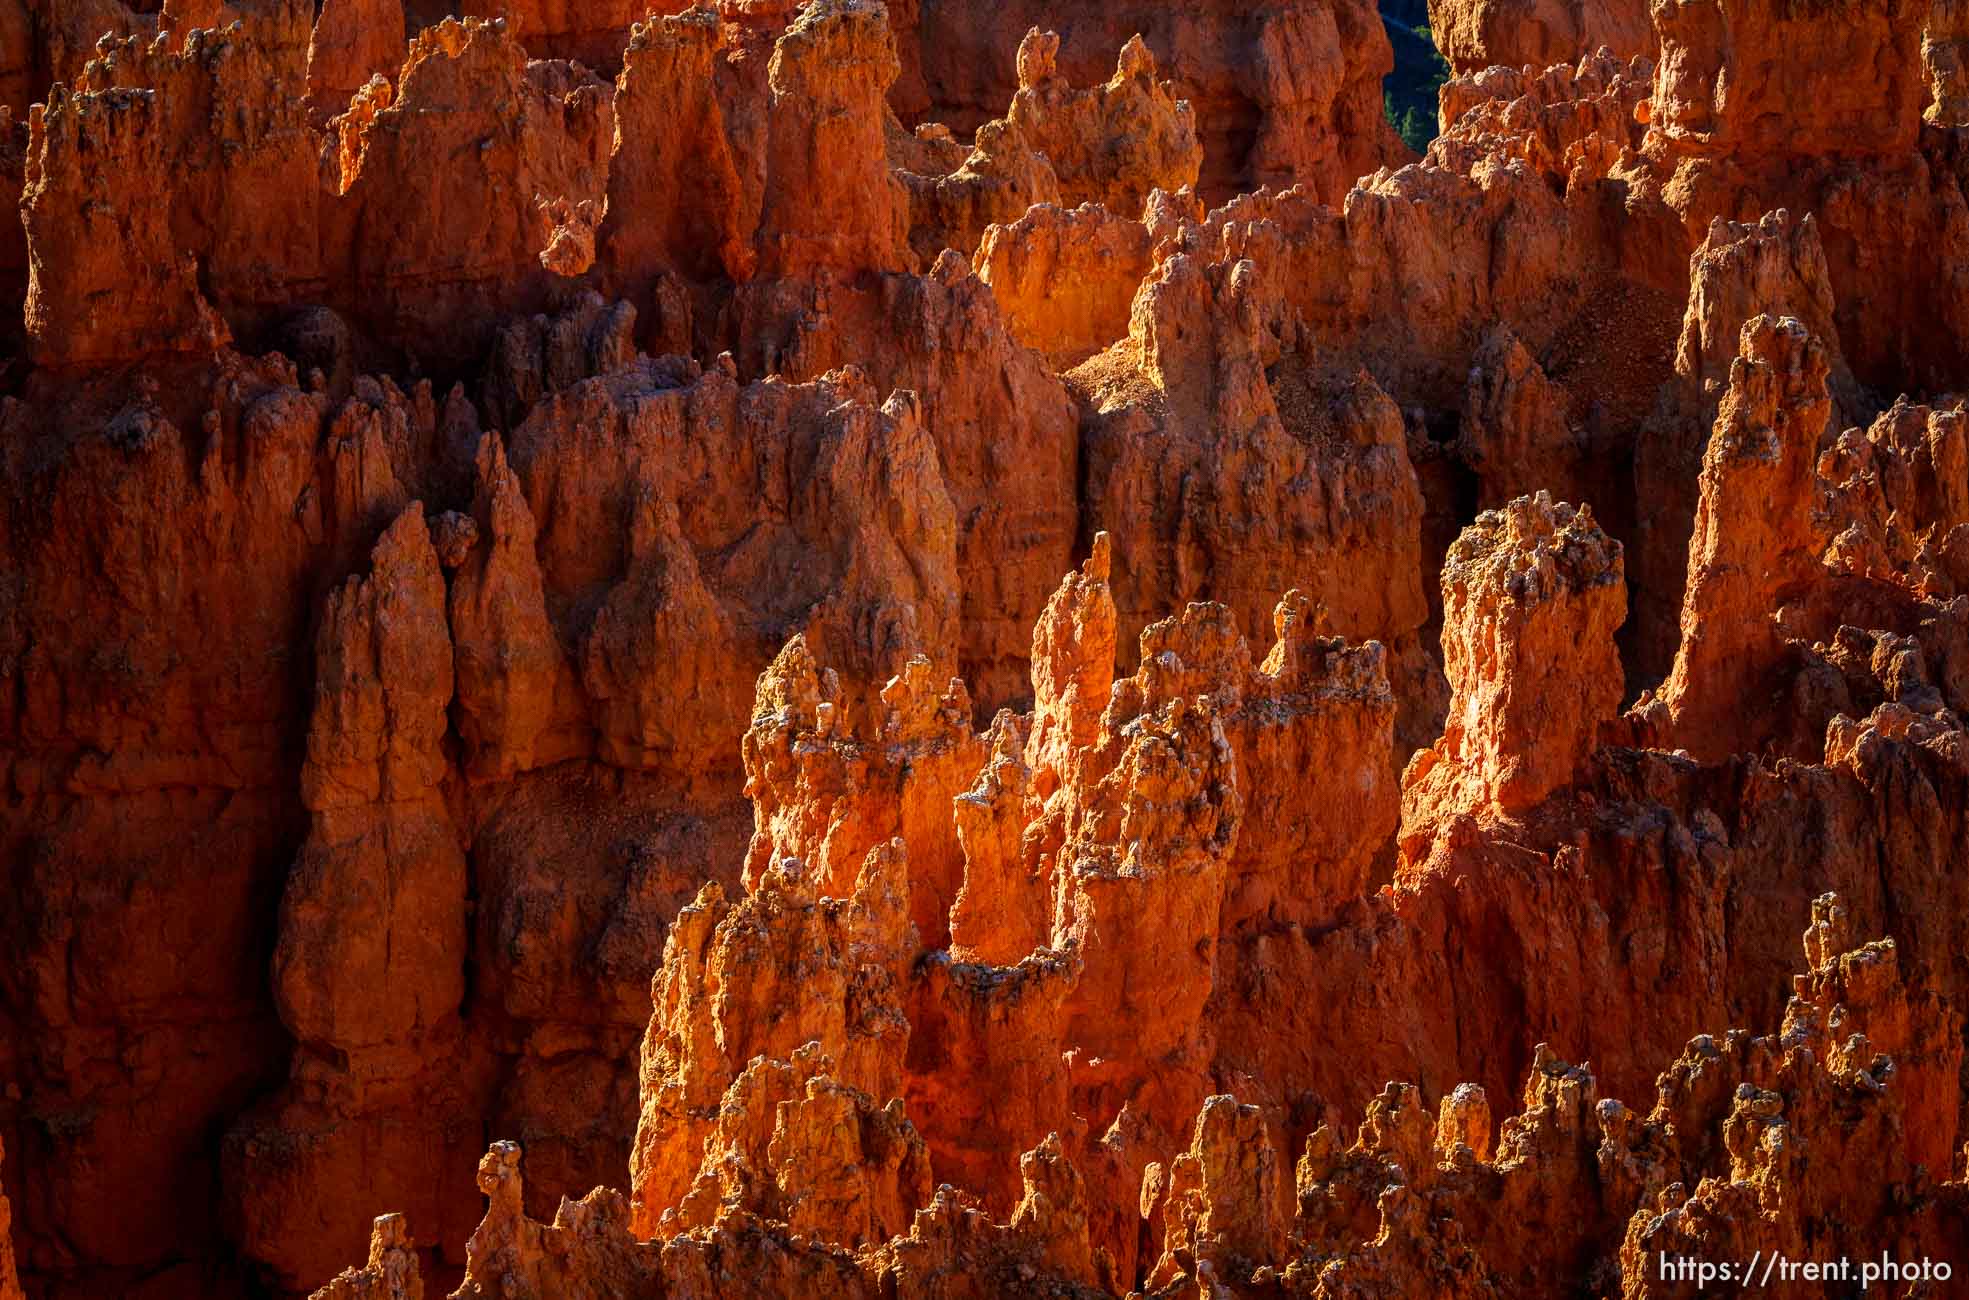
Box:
[3,1,1968,1297]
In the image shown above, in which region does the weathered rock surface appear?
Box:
[914,0,1407,204]
[1401,490,1624,836]
[332,15,613,363]
[1650,0,1929,159]
[1004,29,1201,218]
[895,28,1199,265]
[0,1139,18,1300]
[306,0,405,114]
[974,201,1155,368]
[304,1215,422,1300]
[22,83,230,366]
[306,895,1967,1299]
[6,1,1969,1297]
[276,504,464,1060]
[1933,0,1969,124]
[458,0,640,67]
[1651,315,1832,760]
[1428,0,1655,75]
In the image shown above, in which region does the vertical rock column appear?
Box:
[307,0,406,112]
[1631,211,1852,674]
[1654,315,1831,760]
[628,845,916,1237]
[757,0,912,280]
[274,506,466,1062]
[0,1135,20,1300]
[238,507,473,1293]
[596,6,754,299]
[22,87,227,366]
[1401,490,1626,843]
[1144,1095,1286,1288]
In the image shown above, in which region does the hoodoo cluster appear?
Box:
[0,0,1965,1297]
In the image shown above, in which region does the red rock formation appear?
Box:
[444,432,586,780]
[331,16,613,362]
[459,0,639,67]
[589,2,1086,710]
[210,339,971,1286]
[509,357,962,762]
[306,1216,422,1300]
[835,252,1080,712]
[8,1,1969,1296]
[319,1123,1123,1300]
[0,1139,18,1300]
[0,349,460,1295]
[0,0,155,118]
[1431,48,1654,192]
[895,28,1198,263]
[1652,316,1832,761]
[1650,0,1929,159]
[1285,900,1958,1298]
[77,0,322,326]
[617,544,1397,1275]
[1671,213,1851,416]
[912,0,1406,204]
[1401,491,1624,837]
[1643,0,1969,393]
[1454,326,1586,510]
[595,7,753,300]
[894,111,1060,266]
[306,895,1966,1298]
[1143,1095,1286,1288]
[1004,29,1201,217]
[973,201,1154,367]
[1611,901,1963,1296]
[1074,236,1438,745]
[274,505,464,1063]
[1626,210,1856,672]
[757,0,912,279]
[237,509,479,1295]
[1933,0,1969,124]
[1819,397,1969,594]
[306,0,405,114]
[1427,0,1655,75]
[1112,589,1399,936]
[627,846,916,1236]
[742,643,981,945]
[672,1042,934,1246]
[0,1,27,115]
[22,85,230,366]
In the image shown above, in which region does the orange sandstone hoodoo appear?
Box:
[0,0,1966,1298]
